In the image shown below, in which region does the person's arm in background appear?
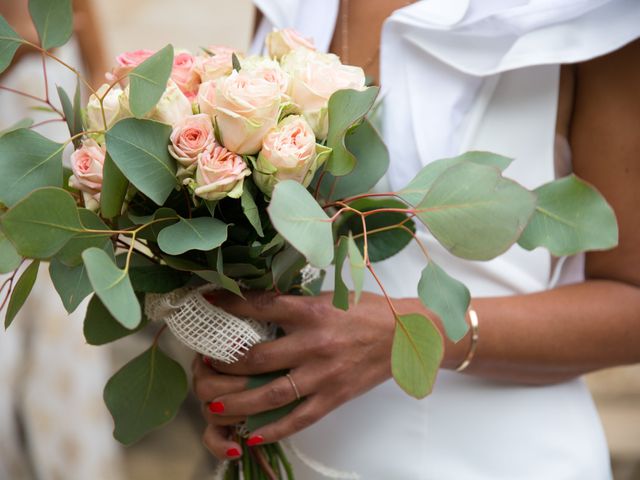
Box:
[73,0,108,89]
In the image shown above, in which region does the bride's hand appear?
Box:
[192,291,398,458]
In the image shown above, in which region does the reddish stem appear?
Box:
[30,118,66,129]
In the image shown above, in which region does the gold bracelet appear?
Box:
[455,308,479,372]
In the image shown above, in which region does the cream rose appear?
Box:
[172,51,201,101]
[193,144,251,201]
[212,70,281,155]
[197,80,217,118]
[266,28,315,60]
[87,83,131,131]
[168,114,215,169]
[194,46,236,82]
[254,115,329,196]
[242,55,290,99]
[148,80,193,126]
[282,49,366,139]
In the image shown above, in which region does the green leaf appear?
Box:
[518,174,618,256]
[28,0,72,50]
[241,183,264,237]
[0,14,23,74]
[157,217,228,255]
[0,187,83,258]
[0,230,21,274]
[104,345,188,445]
[82,247,141,329]
[336,198,415,262]
[101,153,129,219]
[332,237,350,310]
[417,162,536,260]
[318,119,389,201]
[129,265,191,293]
[270,246,306,293]
[106,118,177,205]
[56,208,111,267]
[326,87,379,176]
[347,233,364,304]
[129,44,174,117]
[245,371,302,431]
[418,261,470,343]
[49,256,94,313]
[0,129,64,206]
[232,52,241,72]
[399,151,513,206]
[0,118,33,137]
[268,180,334,268]
[57,81,83,146]
[391,313,443,398]
[5,260,39,329]
[84,294,149,345]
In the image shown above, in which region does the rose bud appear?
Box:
[68,139,106,211]
[148,80,194,127]
[87,84,131,132]
[168,114,215,170]
[281,49,365,140]
[108,49,155,83]
[194,46,237,82]
[193,144,251,201]
[254,115,330,196]
[266,28,315,60]
[213,70,281,155]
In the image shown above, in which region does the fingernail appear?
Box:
[202,356,212,367]
[208,401,225,414]
[247,435,264,447]
[226,447,241,458]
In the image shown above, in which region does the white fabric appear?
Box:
[251,0,640,478]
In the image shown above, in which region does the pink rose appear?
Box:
[168,114,215,169]
[69,139,106,210]
[194,46,236,82]
[172,51,201,101]
[109,49,156,82]
[197,80,217,118]
[266,29,315,59]
[193,144,251,201]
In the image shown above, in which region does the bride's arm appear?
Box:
[192,39,640,457]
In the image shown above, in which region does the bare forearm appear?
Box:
[404,280,640,385]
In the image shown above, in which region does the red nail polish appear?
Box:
[247,435,264,447]
[202,356,212,367]
[226,447,241,458]
[208,401,225,414]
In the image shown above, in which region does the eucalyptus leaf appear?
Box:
[57,81,83,146]
[100,153,129,219]
[1,187,83,258]
[28,0,72,50]
[106,118,176,205]
[0,129,64,206]
[268,180,334,268]
[129,265,191,293]
[157,217,228,255]
[56,208,111,267]
[129,44,174,117]
[5,260,39,329]
[417,162,536,260]
[241,183,264,237]
[0,230,21,274]
[0,14,23,73]
[82,247,141,329]
[85,293,147,343]
[418,261,470,343]
[271,246,306,293]
[104,345,188,445]
[337,198,415,262]
[399,151,513,206]
[326,87,379,176]
[518,174,618,256]
[318,119,389,201]
[194,248,244,297]
[391,313,443,398]
[347,233,364,304]
[332,237,350,311]
[0,118,33,137]
[49,256,94,314]
[84,294,149,345]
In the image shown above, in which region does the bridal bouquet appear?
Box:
[0,2,618,479]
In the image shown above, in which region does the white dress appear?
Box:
[252,1,640,478]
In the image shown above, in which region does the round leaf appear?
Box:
[0,230,21,274]
[28,0,72,50]
[84,294,149,346]
[268,180,334,268]
[417,162,536,260]
[157,217,228,255]
[129,44,174,117]
[0,15,23,74]
[56,208,111,267]
[101,153,129,219]
[49,257,94,314]
[104,346,188,445]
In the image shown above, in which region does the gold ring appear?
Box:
[285,373,301,401]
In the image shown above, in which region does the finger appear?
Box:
[246,395,328,445]
[212,332,308,376]
[193,368,249,403]
[202,424,243,460]
[213,371,310,417]
[201,402,246,426]
[205,290,320,327]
